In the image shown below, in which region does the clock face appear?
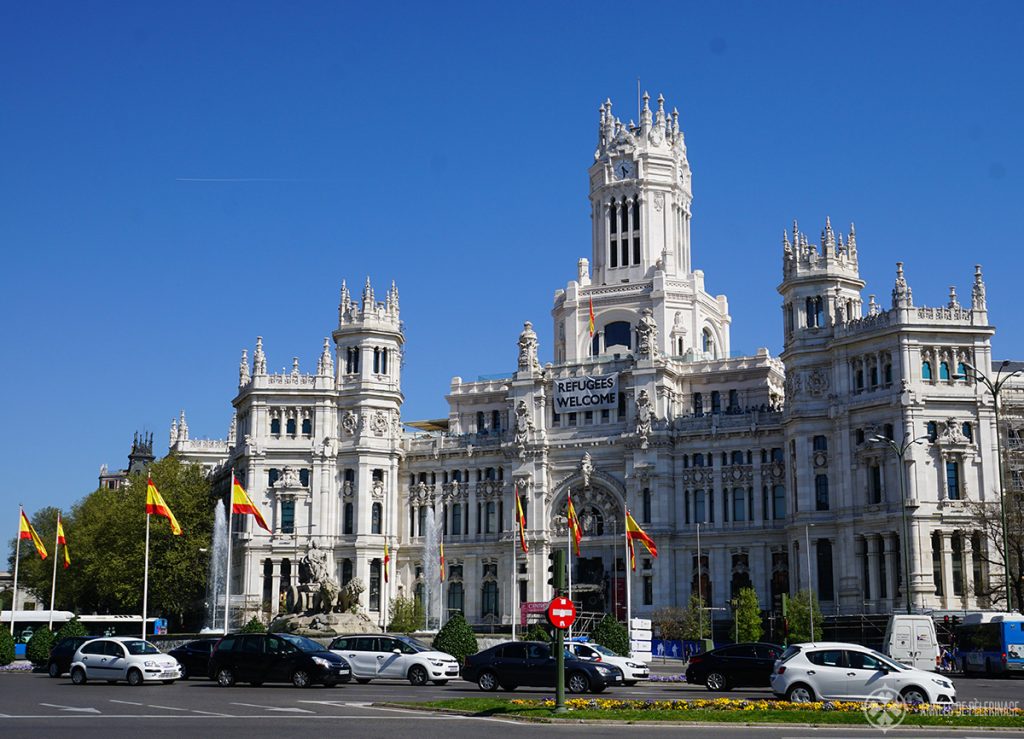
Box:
[614,160,635,180]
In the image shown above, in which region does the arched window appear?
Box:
[608,199,618,268]
[343,502,353,535]
[270,417,281,435]
[939,362,950,381]
[286,417,297,436]
[815,297,825,328]
[956,362,966,380]
[373,347,381,374]
[448,581,464,614]
[702,328,715,357]
[813,435,828,451]
[604,321,631,351]
[632,198,641,265]
[341,558,353,586]
[301,418,312,436]
[371,502,382,534]
[922,360,932,380]
[815,474,830,511]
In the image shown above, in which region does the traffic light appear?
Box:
[952,615,961,627]
[547,549,566,594]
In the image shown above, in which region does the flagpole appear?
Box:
[48,513,61,630]
[381,502,388,631]
[142,511,151,640]
[625,504,632,656]
[696,522,704,642]
[510,521,516,641]
[566,498,573,642]
[224,469,234,634]
[11,506,23,636]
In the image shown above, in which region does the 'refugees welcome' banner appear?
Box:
[553,373,619,411]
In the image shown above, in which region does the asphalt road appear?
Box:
[1,671,1021,738]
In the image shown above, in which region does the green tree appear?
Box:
[387,595,425,633]
[26,628,56,666]
[733,587,763,642]
[523,623,550,642]
[680,594,712,641]
[239,616,266,633]
[590,613,629,656]
[651,606,687,641]
[7,456,215,631]
[0,628,14,666]
[56,616,88,641]
[432,612,478,664]
[786,589,823,643]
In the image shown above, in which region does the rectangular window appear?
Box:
[609,239,618,268]
[946,461,961,500]
[694,491,705,523]
[552,412,560,427]
[568,413,577,426]
[601,409,609,422]
[772,485,786,519]
[584,410,593,424]
[301,418,312,436]
[815,474,830,511]
[643,575,653,605]
[452,503,462,536]
[633,236,640,265]
[869,465,882,504]
[280,500,295,534]
[732,490,746,522]
[485,501,496,534]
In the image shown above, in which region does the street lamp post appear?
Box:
[962,360,1022,610]
[804,524,813,640]
[870,432,929,615]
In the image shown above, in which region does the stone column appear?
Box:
[271,560,282,617]
[883,534,897,611]
[941,533,955,610]
[866,536,881,605]
[961,534,974,609]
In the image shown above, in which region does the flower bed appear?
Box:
[508,697,1024,717]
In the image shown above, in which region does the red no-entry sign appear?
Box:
[546,596,576,630]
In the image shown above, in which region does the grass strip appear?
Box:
[401,698,1024,728]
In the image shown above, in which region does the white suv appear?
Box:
[770,642,956,704]
[566,642,649,685]
[70,637,181,686]
[328,634,460,686]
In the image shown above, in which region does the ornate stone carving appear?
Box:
[653,191,665,212]
[517,321,540,372]
[941,417,968,444]
[514,400,532,458]
[891,262,913,309]
[636,308,658,359]
[239,349,250,386]
[253,336,267,375]
[342,410,358,435]
[972,264,986,310]
[635,389,653,448]
[370,410,388,436]
[580,452,594,489]
[371,479,385,499]
[806,367,829,397]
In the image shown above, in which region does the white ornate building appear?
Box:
[172,93,1008,629]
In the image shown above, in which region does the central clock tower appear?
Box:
[588,92,693,284]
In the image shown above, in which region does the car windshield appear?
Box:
[590,644,619,657]
[279,633,326,654]
[396,636,431,652]
[123,640,161,655]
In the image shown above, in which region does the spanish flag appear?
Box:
[146,478,183,535]
[625,509,657,571]
[19,510,48,559]
[515,485,528,553]
[383,539,390,583]
[588,296,595,337]
[57,513,70,569]
[439,540,446,582]
[232,474,270,532]
[566,492,582,557]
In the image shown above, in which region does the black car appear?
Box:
[47,636,96,678]
[208,632,351,688]
[168,638,219,680]
[463,640,623,694]
[684,642,783,691]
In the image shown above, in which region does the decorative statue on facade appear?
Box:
[941,417,968,444]
[299,540,339,615]
[580,452,594,489]
[239,349,250,386]
[517,321,540,371]
[281,467,301,488]
[514,400,532,458]
[972,264,986,310]
[635,389,653,448]
[636,307,658,358]
[253,336,267,375]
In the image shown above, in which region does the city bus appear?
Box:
[1,610,157,658]
[955,614,1024,676]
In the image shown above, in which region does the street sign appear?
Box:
[546,596,577,630]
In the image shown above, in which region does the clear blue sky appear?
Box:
[2,1,1022,516]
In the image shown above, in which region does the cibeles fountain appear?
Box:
[269,540,377,636]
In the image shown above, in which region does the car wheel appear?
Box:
[623,681,637,687]
[477,670,498,691]
[48,662,61,678]
[432,680,448,686]
[408,665,428,686]
[567,671,591,694]
[901,686,928,704]
[179,664,189,680]
[705,671,728,691]
[291,669,312,688]
[127,668,144,687]
[71,667,87,685]
[216,668,236,687]
[786,684,815,703]
[355,678,371,684]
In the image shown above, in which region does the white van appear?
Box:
[884,615,939,672]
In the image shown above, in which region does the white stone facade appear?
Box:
[173,93,1008,628]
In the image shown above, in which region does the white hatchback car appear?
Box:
[328,634,460,685]
[770,642,956,704]
[566,642,649,685]
[71,637,181,686]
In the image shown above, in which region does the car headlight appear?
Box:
[932,678,951,688]
[595,665,613,675]
[428,658,445,666]
[312,656,332,669]
[626,662,645,669]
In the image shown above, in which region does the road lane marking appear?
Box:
[110,700,145,706]
[189,709,234,717]
[39,703,101,714]
[230,702,314,713]
[147,704,189,711]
